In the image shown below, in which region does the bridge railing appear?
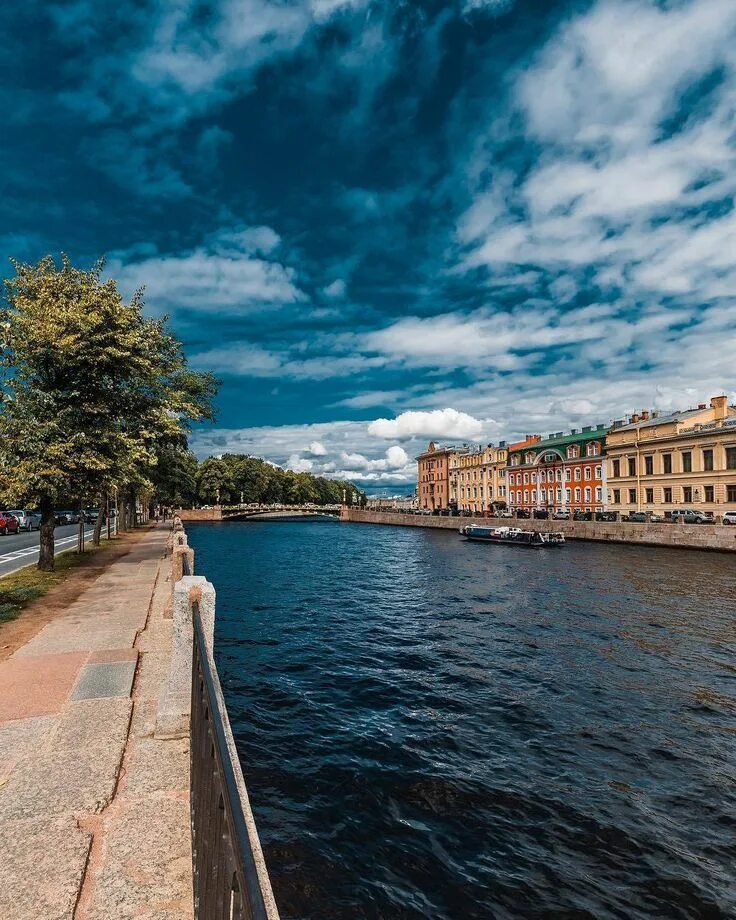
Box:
[158,518,279,919]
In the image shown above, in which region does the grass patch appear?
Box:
[0,544,105,625]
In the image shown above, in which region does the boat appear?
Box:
[459,524,565,547]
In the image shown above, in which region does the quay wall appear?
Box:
[340,509,736,553]
[176,507,223,522]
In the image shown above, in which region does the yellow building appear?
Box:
[449,443,508,513]
[606,395,736,516]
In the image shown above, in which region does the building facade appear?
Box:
[449,443,508,513]
[507,427,607,513]
[606,396,736,516]
[416,442,459,511]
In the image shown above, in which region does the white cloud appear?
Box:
[308,441,327,455]
[368,408,487,441]
[110,225,305,314]
[322,278,347,299]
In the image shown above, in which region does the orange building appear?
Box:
[507,427,607,513]
[416,442,462,510]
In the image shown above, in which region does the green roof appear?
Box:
[510,427,606,453]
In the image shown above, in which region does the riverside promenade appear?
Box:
[0,524,193,919]
[341,508,736,552]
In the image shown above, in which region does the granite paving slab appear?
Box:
[71,659,138,700]
[0,816,92,920]
[49,698,132,752]
[0,652,88,722]
[15,628,139,657]
[0,739,126,819]
[85,795,193,920]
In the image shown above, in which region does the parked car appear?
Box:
[83,508,100,523]
[516,509,531,519]
[497,509,514,518]
[8,509,41,531]
[532,509,549,519]
[626,511,648,522]
[596,511,618,521]
[552,509,571,520]
[670,509,715,524]
[723,511,736,526]
[573,510,593,521]
[0,512,20,535]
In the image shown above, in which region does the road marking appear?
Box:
[0,529,97,574]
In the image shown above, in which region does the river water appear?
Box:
[187,520,736,920]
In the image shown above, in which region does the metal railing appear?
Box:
[190,601,277,920]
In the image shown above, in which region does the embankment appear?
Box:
[340,509,736,553]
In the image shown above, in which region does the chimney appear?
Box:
[630,413,640,423]
[641,410,650,421]
[710,395,727,419]
[698,404,706,410]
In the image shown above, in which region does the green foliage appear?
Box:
[0,255,219,511]
[177,453,365,507]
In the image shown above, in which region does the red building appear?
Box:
[507,427,608,513]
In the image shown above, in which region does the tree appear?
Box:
[0,255,218,568]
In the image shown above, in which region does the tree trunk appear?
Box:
[93,492,105,546]
[38,494,55,571]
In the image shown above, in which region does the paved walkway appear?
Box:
[0,525,193,920]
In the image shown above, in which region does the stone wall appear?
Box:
[340,509,736,553]
[176,507,223,522]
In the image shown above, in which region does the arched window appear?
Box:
[574,487,581,501]
[565,488,571,502]
[584,467,592,480]
[587,442,601,457]
[556,469,563,482]
[567,445,579,459]
[584,487,592,502]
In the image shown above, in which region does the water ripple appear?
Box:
[189,521,736,920]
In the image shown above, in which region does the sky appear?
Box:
[3,0,736,493]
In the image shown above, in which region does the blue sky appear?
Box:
[3,0,736,491]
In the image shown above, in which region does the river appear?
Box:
[187,520,736,920]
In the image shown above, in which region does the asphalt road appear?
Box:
[0,524,97,579]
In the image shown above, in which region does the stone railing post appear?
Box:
[156,576,216,739]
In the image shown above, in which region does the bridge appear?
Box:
[176,504,342,522]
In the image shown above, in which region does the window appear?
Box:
[628,489,637,504]
[523,490,528,502]
[703,449,714,471]
[584,466,592,480]
[567,445,579,459]
[556,488,562,502]
[531,489,537,502]
[595,465,602,479]
[595,487,602,502]
[531,472,537,483]
[613,489,621,504]
[663,453,672,474]
[628,458,636,477]
[523,472,529,484]
[584,487,592,502]
[727,447,736,469]
[545,452,557,463]
[575,487,581,501]
[664,487,672,503]
[587,442,600,456]
[704,485,714,503]
[574,468,581,481]
[645,488,654,503]
[566,488,571,502]
[682,451,692,473]
[565,469,571,481]
[556,469,563,482]
[644,456,653,475]
[728,484,736,503]
[683,487,692,503]
[612,459,620,478]
[525,452,536,464]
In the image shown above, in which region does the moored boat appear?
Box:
[459,524,565,547]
